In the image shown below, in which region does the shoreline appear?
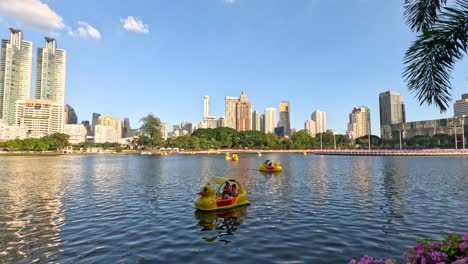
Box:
[2,149,468,157]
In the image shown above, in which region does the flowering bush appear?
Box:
[404,233,468,264]
[348,256,395,264]
[349,233,467,264]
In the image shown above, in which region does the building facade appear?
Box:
[279,101,291,137]
[15,99,63,138]
[64,124,87,144]
[311,110,326,134]
[225,96,237,129]
[94,115,122,143]
[236,91,252,131]
[0,119,26,141]
[304,119,316,137]
[379,91,405,140]
[347,107,370,139]
[0,28,33,125]
[64,104,77,124]
[454,94,468,117]
[91,112,101,136]
[203,95,209,119]
[264,108,277,134]
[217,116,225,128]
[252,110,261,131]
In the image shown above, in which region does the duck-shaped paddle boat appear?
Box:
[225,153,239,161]
[259,160,282,172]
[194,177,250,211]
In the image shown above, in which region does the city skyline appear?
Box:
[0,1,467,135]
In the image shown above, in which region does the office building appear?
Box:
[81,120,91,136]
[304,120,316,137]
[379,91,405,140]
[279,101,291,137]
[311,110,326,134]
[122,118,131,138]
[94,114,122,143]
[64,124,87,144]
[91,112,101,136]
[252,110,261,131]
[225,96,237,129]
[0,28,33,125]
[347,107,371,139]
[64,104,77,124]
[275,126,285,137]
[454,93,468,116]
[260,114,265,133]
[15,99,63,138]
[264,108,277,134]
[236,91,252,131]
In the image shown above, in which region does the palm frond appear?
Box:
[403,0,468,112]
[404,0,448,32]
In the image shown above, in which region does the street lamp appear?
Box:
[399,128,404,150]
[367,117,371,151]
[461,115,466,150]
[320,133,323,150]
[453,120,458,150]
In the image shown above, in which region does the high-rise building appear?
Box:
[279,101,291,137]
[0,28,33,125]
[204,116,217,129]
[311,110,326,134]
[252,110,261,131]
[304,120,316,137]
[81,120,91,136]
[217,116,225,128]
[15,99,63,138]
[63,124,87,144]
[203,95,209,119]
[225,96,238,129]
[35,38,66,105]
[94,114,122,143]
[379,91,405,140]
[264,108,277,134]
[35,37,66,133]
[161,122,167,140]
[236,91,252,131]
[91,112,101,136]
[0,119,26,140]
[64,104,78,124]
[122,118,131,138]
[454,93,468,116]
[347,107,370,139]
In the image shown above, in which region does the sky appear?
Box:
[0,0,466,135]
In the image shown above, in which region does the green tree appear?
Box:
[5,139,23,151]
[403,0,467,111]
[45,133,70,151]
[291,130,314,149]
[140,114,163,148]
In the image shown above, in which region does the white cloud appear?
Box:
[120,16,149,34]
[68,22,101,40]
[0,0,64,30]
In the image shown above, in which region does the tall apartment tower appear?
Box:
[260,114,265,132]
[279,101,291,137]
[252,110,261,131]
[225,96,237,129]
[0,28,33,125]
[91,112,101,136]
[264,108,277,134]
[236,91,252,131]
[454,93,468,116]
[311,110,326,134]
[304,119,316,137]
[347,106,371,139]
[379,91,405,140]
[203,95,209,118]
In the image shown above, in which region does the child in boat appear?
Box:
[231,184,238,197]
[222,182,232,199]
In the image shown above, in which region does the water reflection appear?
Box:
[260,171,282,177]
[0,156,66,263]
[195,206,248,244]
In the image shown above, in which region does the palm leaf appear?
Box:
[403,0,468,112]
[404,0,448,32]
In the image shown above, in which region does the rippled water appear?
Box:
[0,154,467,263]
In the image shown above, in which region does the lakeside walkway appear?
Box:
[313,149,468,156]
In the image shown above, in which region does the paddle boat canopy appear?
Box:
[259,160,282,172]
[225,153,239,161]
[194,177,250,211]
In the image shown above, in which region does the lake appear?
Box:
[0,153,467,263]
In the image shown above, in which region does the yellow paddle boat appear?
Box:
[259,160,282,172]
[225,153,239,161]
[194,177,250,211]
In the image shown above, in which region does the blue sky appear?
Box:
[0,0,467,135]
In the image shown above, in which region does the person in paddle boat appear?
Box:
[194,177,250,211]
